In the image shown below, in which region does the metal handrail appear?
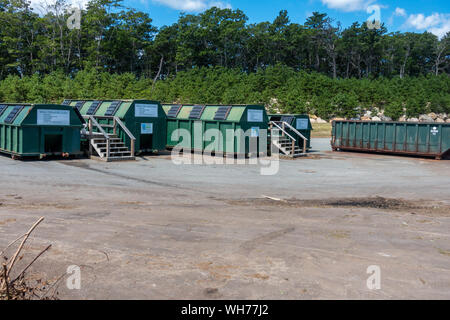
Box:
[87,115,111,159]
[270,121,296,142]
[270,120,309,156]
[114,117,136,140]
[114,117,136,156]
[88,116,109,140]
[281,121,308,141]
[85,115,136,159]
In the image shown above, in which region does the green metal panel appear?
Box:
[68,100,167,153]
[178,106,193,119]
[0,103,83,158]
[79,101,92,114]
[95,101,111,116]
[163,104,269,155]
[162,105,171,114]
[115,102,132,119]
[0,106,14,122]
[332,120,450,160]
[201,106,218,121]
[269,114,313,149]
[226,107,244,122]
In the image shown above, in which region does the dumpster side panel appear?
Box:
[166,119,179,147]
[332,121,450,159]
[442,125,450,158]
[179,120,192,149]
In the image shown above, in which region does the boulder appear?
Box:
[371,116,381,121]
[380,115,392,121]
[399,115,407,122]
[419,114,434,122]
[435,118,445,123]
[446,119,450,123]
[310,118,317,124]
[407,118,419,122]
[316,117,328,124]
[427,112,438,120]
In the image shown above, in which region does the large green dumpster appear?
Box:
[162,104,269,156]
[0,103,83,159]
[63,100,167,154]
[269,114,312,150]
[331,120,450,160]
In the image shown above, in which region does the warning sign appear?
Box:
[296,119,309,130]
[37,110,70,126]
[431,127,439,136]
[135,104,158,118]
[141,123,153,134]
[248,110,263,123]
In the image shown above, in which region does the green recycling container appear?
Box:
[0,103,83,158]
[269,114,313,150]
[162,104,269,156]
[63,100,167,154]
[332,120,450,160]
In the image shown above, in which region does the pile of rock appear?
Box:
[309,115,328,124]
[309,112,449,123]
[365,112,449,123]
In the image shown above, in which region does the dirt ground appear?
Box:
[0,138,449,300]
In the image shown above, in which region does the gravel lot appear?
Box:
[0,138,449,299]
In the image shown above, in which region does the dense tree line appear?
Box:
[1,66,448,119]
[0,0,449,118]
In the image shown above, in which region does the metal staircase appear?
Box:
[85,116,136,162]
[270,121,308,158]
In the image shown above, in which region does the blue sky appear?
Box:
[120,0,449,37]
[30,0,448,37]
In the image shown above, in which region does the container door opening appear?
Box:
[140,134,153,151]
[44,135,63,153]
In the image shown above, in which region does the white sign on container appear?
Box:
[251,127,260,137]
[141,123,153,134]
[37,110,70,126]
[296,119,309,130]
[248,109,263,122]
[135,104,158,118]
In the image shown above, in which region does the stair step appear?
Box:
[100,149,129,154]
[96,142,126,146]
[101,151,131,155]
[97,143,128,149]
[97,146,127,151]
[92,140,123,144]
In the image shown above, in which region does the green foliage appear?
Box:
[384,101,404,120]
[0,1,448,118]
[330,93,359,118]
[1,66,448,119]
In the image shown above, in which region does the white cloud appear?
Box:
[406,13,450,38]
[394,7,406,17]
[321,0,373,12]
[152,0,231,12]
